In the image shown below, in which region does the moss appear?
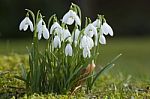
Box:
[0,54,150,98]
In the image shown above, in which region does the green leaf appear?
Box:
[36,10,40,23]
[65,65,83,87]
[90,54,122,88]
[15,76,27,83]
[19,63,27,80]
[75,4,81,20]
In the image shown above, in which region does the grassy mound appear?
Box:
[0,54,150,98]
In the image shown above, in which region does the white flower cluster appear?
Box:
[19,9,113,58]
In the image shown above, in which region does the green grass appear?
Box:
[98,38,150,80]
[0,37,150,98]
[1,38,149,77]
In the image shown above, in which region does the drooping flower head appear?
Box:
[84,24,97,38]
[99,34,106,44]
[80,35,94,50]
[37,18,49,40]
[65,43,73,56]
[54,35,61,48]
[62,10,81,26]
[83,46,91,58]
[101,21,113,36]
[84,24,98,46]
[19,17,33,32]
[92,15,113,45]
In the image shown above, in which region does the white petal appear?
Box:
[80,35,87,49]
[65,44,73,56]
[62,10,70,23]
[83,48,87,58]
[57,29,63,40]
[23,24,28,31]
[67,18,74,25]
[99,34,106,44]
[37,19,43,32]
[106,23,113,36]
[75,15,81,26]
[70,10,76,16]
[83,47,91,58]
[54,36,61,48]
[62,10,79,25]
[101,23,108,35]
[62,10,74,25]
[92,25,98,36]
[19,17,26,31]
[38,31,42,40]
[19,17,34,32]
[26,17,34,32]
[43,25,49,39]
[84,24,97,37]
[84,24,92,37]
[87,36,94,49]
[74,29,80,41]
[63,29,71,40]
[80,35,94,49]
[54,36,58,48]
[101,22,113,36]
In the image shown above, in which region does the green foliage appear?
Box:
[0,55,150,98]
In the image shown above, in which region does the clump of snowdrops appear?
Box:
[17,3,121,94]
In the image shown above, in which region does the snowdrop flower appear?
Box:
[37,23,49,40]
[83,46,91,58]
[38,25,49,40]
[62,10,81,26]
[54,35,61,48]
[84,24,97,38]
[19,17,33,32]
[80,35,94,49]
[84,24,98,46]
[37,19,49,40]
[65,44,73,56]
[99,34,106,44]
[61,29,71,41]
[101,22,113,36]
[92,19,101,28]
[50,22,62,35]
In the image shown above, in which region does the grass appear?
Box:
[0,37,150,98]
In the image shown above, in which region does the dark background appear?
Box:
[0,0,150,38]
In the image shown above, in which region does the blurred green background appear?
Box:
[0,0,150,80]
